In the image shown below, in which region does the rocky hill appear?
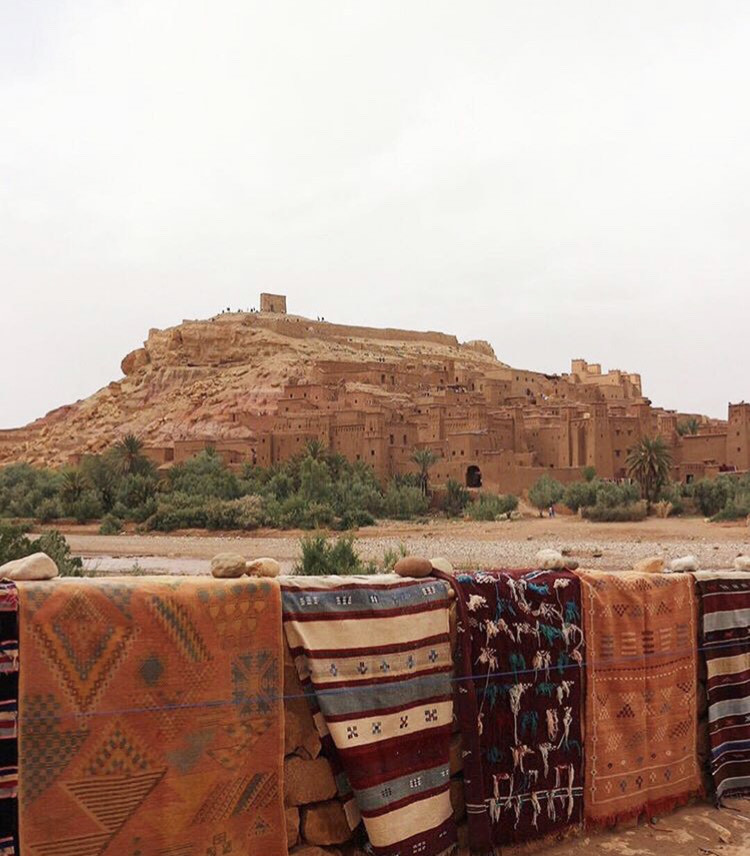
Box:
[0,311,506,467]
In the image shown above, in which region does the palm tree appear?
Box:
[113,434,150,475]
[676,417,700,436]
[304,439,327,461]
[626,436,672,505]
[81,455,118,512]
[60,469,88,509]
[411,449,440,496]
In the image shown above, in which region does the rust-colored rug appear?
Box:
[578,570,701,826]
[17,576,286,856]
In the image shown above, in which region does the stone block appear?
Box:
[246,557,281,577]
[284,660,322,759]
[285,756,337,806]
[0,552,58,581]
[394,557,433,577]
[632,556,665,574]
[301,800,351,846]
[290,846,342,856]
[430,557,453,574]
[210,552,245,578]
[286,806,300,846]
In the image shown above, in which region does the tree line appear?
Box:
[0,434,747,533]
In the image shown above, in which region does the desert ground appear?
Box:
[54,514,750,575]
[522,798,750,856]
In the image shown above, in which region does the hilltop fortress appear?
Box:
[1,294,748,491]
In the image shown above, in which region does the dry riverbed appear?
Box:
[50,515,750,575]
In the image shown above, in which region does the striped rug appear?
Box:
[694,570,750,801]
[281,574,456,856]
[0,584,18,856]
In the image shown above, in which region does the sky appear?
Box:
[1,0,748,427]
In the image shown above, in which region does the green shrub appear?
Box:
[116,474,158,514]
[444,480,470,517]
[467,493,519,521]
[71,491,104,524]
[382,543,408,571]
[35,530,85,576]
[275,496,335,529]
[295,534,364,575]
[564,479,640,513]
[582,501,648,522]
[383,483,429,519]
[528,475,565,516]
[299,456,333,504]
[145,499,208,531]
[36,497,62,522]
[79,454,120,512]
[595,481,640,508]
[99,514,124,535]
[0,525,84,576]
[300,502,336,530]
[0,463,61,519]
[334,508,377,530]
[563,480,599,513]
[656,482,685,516]
[0,524,33,565]
[168,450,240,499]
[712,495,750,522]
[693,477,734,517]
[204,500,241,530]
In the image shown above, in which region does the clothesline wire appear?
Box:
[19,633,749,721]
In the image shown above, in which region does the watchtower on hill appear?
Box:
[260,293,287,314]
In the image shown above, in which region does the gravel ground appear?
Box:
[58,516,750,575]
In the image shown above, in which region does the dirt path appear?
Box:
[523,799,750,856]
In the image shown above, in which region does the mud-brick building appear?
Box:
[130,299,748,493]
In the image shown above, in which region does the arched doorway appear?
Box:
[466,465,482,488]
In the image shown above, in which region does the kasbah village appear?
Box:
[3,293,748,490]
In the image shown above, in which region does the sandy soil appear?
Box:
[53,515,750,575]
[509,798,750,856]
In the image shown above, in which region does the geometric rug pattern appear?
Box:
[18,576,285,856]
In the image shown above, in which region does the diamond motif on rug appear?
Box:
[35,592,134,712]
[21,693,90,802]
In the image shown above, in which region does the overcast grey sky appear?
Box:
[2,1,748,428]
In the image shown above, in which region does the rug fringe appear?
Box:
[585,789,703,830]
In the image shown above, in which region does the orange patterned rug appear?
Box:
[578,570,701,826]
[17,576,286,856]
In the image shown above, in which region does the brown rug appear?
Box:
[17,576,286,856]
[577,570,701,826]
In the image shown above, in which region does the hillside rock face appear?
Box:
[1,311,507,467]
[463,340,496,359]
